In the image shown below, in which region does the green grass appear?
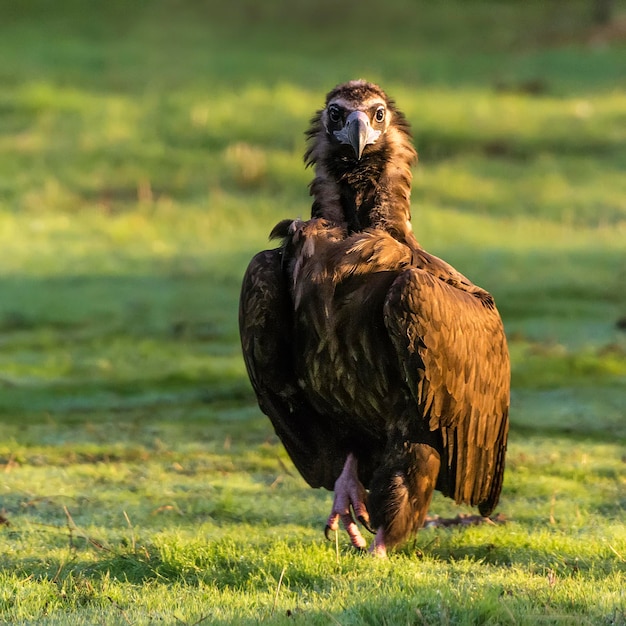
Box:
[1,0,625,623]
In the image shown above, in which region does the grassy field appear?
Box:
[1,0,625,624]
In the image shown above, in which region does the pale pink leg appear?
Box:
[369,528,387,558]
[325,453,373,550]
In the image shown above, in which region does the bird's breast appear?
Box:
[292,272,404,435]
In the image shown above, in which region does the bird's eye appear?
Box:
[328,106,341,124]
[375,106,385,123]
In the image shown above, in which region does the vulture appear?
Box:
[239,80,510,556]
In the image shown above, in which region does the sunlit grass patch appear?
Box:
[2,423,625,623]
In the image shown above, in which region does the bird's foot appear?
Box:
[325,453,374,550]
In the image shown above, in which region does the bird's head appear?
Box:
[323,81,389,160]
[305,80,413,167]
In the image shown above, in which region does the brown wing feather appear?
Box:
[383,269,510,514]
[239,248,348,490]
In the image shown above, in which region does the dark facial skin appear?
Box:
[324,98,389,160]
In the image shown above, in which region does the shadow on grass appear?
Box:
[418,128,626,165]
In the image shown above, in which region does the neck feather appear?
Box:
[307,121,417,241]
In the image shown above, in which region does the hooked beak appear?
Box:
[333,110,381,160]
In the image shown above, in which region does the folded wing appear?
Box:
[239,248,349,490]
[384,269,510,515]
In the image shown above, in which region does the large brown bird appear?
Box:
[239,80,510,556]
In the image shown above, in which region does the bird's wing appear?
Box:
[383,268,510,514]
[239,248,348,490]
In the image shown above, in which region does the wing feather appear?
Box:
[383,268,510,514]
[239,248,347,489]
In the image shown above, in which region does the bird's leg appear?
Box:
[369,528,388,558]
[325,453,373,550]
[368,442,441,556]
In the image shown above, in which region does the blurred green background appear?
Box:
[0,0,623,432]
[0,1,625,624]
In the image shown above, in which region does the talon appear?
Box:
[358,515,375,535]
[324,525,334,541]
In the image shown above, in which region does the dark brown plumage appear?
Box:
[239,80,510,555]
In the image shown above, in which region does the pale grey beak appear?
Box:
[333,110,381,159]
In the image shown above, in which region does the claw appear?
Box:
[358,514,375,535]
[324,524,333,541]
